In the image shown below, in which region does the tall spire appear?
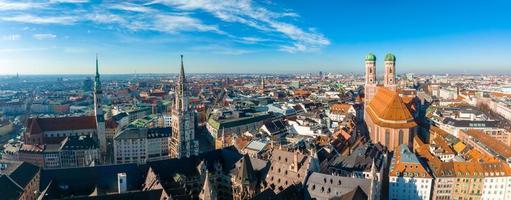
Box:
[95,53,99,77]
[179,54,185,81]
[94,53,102,92]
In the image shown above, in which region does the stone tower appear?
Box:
[169,55,199,158]
[364,53,377,105]
[94,54,107,156]
[384,53,397,91]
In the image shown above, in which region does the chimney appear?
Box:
[117,173,127,194]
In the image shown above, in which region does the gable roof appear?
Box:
[28,116,97,135]
[5,162,40,188]
[235,154,256,185]
[0,161,40,200]
[0,175,24,200]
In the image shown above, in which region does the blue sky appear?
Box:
[0,0,510,74]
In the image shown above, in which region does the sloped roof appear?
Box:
[0,175,24,200]
[236,154,256,185]
[389,145,432,178]
[369,87,414,121]
[366,87,416,128]
[28,116,97,135]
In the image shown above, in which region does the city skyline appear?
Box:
[1,0,511,74]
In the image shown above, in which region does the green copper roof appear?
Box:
[365,53,376,61]
[385,53,396,61]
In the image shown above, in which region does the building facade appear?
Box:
[169,55,199,159]
[363,53,418,150]
[389,145,433,200]
[94,55,107,157]
[113,127,170,164]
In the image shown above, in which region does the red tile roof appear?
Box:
[366,87,417,128]
[27,116,97,135]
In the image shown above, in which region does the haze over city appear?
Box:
[1,0,511,74]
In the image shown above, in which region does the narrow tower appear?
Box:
[94,54,107,157]
[364,53,377,105]
[170,55,199,158]
[260,76,265,90]
[384,53,397,91]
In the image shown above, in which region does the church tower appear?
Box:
[94,54,107,156]
[364,53,377,105]
[260,76,265,90]
[384,53,397,91]
[169,55,199,158]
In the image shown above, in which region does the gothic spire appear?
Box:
[179,54,185,82]
[94,54,102,92]
[95,53,99,77]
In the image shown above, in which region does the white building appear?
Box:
[481,162,511,200]
[389,145,433,200]
[438,87,458,100]
[113,127,170,164]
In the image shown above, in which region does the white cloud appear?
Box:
[109,2,155,13]
[0,1,47,11]
[240,37,269,44]
[49,0,88,3]
[1,34,21,41]
[0,0,329,53]
[153,0,329,52]
[1,15,78,24]
[152,14,221,33]
[86,12,126,24]
[33,33,57,40]
[279,43,307,53]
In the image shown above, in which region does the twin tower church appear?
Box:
[363,53,418,151]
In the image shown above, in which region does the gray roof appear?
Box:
[0,161,40,200]
[442,117,498,128]
[328,143,384,172]
[305,172,370,199]
[399,144,419,163]
[114,127,170,140]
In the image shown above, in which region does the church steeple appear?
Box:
[170,54,199,159]
[94,54,102,92]
[179,54,185,82]
[175,55,188,112]
[93,54,106,157]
